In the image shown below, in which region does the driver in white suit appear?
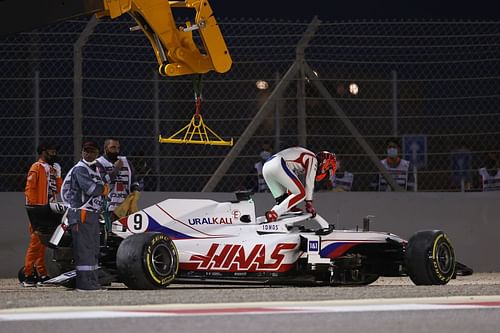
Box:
[262,147,336,223]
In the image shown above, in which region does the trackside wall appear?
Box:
[1,191,498,278]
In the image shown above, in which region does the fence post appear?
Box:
[274,71,282,152]
[153,71,161,191]
[392,70,398,137]
[73,16,97,162]
[297,63,306,147]
[33,70,40,156]
[295,17,321,148]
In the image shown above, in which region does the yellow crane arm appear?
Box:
[0,0,232,77]
[98,0,232,76]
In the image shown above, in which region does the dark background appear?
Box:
[1,1,500,192]
[211,1,500,20]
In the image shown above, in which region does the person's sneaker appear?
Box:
[21,275,37,287]
[265,210,278,222]
[36,275,51,286]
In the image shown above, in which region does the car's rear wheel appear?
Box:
[406,230,455,285]
[116,232,178,290]
[358,273,379,285]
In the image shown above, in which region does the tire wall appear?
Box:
[1,191,498,277]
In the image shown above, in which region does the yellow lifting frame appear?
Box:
[159,87,233,146]
[159,113,233,146]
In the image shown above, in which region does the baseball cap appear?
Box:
[82,140,99,151]
[386,138,400,148]
[37,142,57,155]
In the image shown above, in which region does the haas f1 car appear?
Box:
[23,192,472,289]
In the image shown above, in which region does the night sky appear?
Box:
[211,1,500,21]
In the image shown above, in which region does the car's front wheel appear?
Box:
[116,232,178,290]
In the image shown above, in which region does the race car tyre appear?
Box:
[406,230,455,285]
[358,273,380,286]
[116,232,178,290]
[17,266,26,283]
[44,247,73,278]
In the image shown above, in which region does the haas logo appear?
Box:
[190,243,297,272]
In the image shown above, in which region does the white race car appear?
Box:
[32,192,472,289]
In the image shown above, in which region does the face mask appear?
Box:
[106,151,119,161]
[387,147,398,158]
[82,159,97,166]
[82,149,98,165]
[46,155,58,165]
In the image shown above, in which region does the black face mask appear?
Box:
[46,155,58,165]
[106,152,119,162]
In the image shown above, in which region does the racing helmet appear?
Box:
[315,151,337,181]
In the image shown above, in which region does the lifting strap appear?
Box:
[158,75,233,146]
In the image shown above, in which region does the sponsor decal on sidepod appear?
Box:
[188,217,233,225]
[189,243,297,271]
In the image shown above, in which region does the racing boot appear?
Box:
[288,206,303,214]
[265,210,278,223]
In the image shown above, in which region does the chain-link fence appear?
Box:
[1,17,500,192]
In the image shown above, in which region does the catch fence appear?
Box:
[1,17,499,192]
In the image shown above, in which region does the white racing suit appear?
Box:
[262,147,317,218]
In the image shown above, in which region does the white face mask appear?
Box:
[260,151,271,161]
[82,159,97,166]
[387,147,398,158]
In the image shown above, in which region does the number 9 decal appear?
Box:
[126,211,149,233]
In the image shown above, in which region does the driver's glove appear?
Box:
[305,200,316,217]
